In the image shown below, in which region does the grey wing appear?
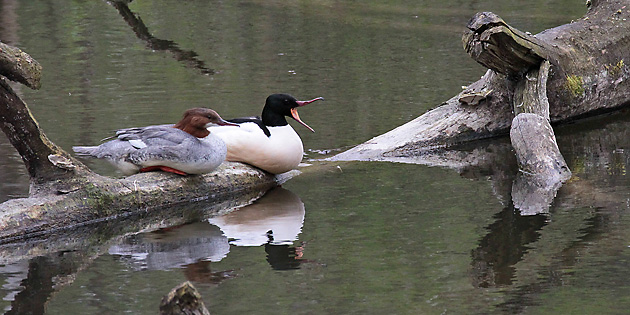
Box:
[73,125,190,162]
[125,144,183,164]
[116,125,189,148]
[125,134,199,164]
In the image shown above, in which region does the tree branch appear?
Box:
[0,41,42,89]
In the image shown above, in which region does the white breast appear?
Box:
[210,123,303,174]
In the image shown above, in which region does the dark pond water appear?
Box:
[2,0,630,314]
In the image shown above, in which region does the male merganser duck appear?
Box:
[209,94,324,174]
[73,108,237,175]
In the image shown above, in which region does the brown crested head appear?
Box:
[174,108,237,138]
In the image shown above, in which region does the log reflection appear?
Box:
[468,108,630,308]
[495,210,611,313]
[108,0,214,75]
[3,252,89,315]
[471,207,547,288]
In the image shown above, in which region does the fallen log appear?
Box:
[331,1,627,212]
[0,41,283,242]
[332,0,630,160]
[0,163,282,242]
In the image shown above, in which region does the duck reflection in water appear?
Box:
[209,187,309,270]
[108,187,309,280]
[264,230,305,270]
[108,222,235,285]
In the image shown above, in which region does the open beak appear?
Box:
[292,97,324,132]
[296,97,324,107]
[290,108,314,132]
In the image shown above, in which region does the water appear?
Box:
[2,0,629,314]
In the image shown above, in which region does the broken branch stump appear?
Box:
[462,12,557,78]
[509,61,571,213]
[160,281,210,315]
[510,61,570,178]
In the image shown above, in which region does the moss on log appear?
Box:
[0,163,280,242]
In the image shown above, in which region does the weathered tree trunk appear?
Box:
[0,78,93,191]
[332,0,630,160]
[0,41,282,242]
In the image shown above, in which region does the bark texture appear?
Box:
[0,41,41,89]
[0,163,281,242]
[510,113,569,214]
[0,78,93,190]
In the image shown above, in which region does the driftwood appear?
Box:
[332,0,629,212]
[332,1,630,158]
[0,41,282,242]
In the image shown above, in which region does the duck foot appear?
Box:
[139,166,188,176]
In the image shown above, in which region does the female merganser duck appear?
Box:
[209,94,324,174]
[73,108,237,175]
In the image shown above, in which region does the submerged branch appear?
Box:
[160,282,210,315]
